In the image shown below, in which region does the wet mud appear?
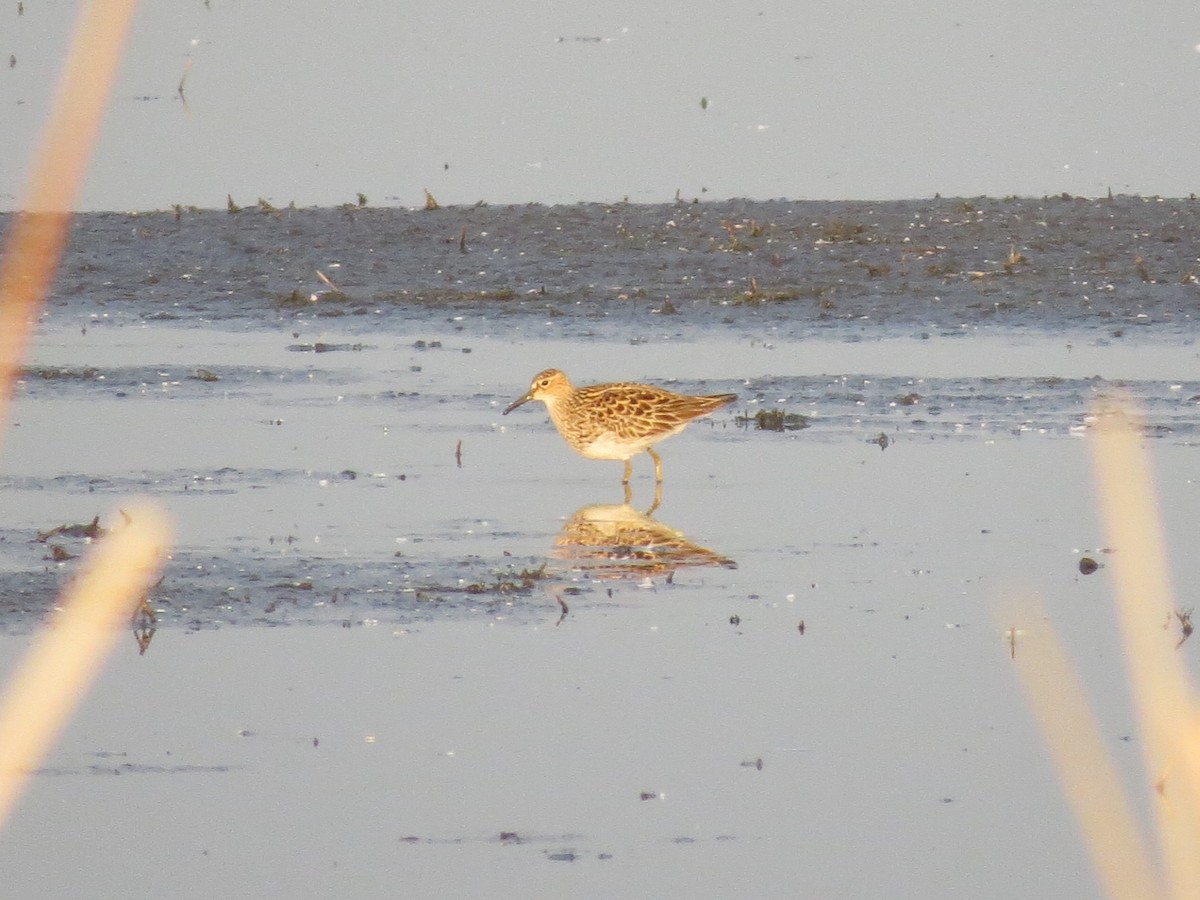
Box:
[7,194,1197,336]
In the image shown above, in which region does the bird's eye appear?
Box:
[540,379,550,388]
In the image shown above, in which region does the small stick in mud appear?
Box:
[1174,608,1193,649]
[455,440,463,468]
[177,58,191,105]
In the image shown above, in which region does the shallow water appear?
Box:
[2,198,1199,898]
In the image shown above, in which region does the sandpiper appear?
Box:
[502,368,736,484]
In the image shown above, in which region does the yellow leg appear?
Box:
[648,480,662,516]
[622,481,633,506]
[648,448,663,483]
[622,459,633,484]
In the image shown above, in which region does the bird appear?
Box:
[502,368,736,484]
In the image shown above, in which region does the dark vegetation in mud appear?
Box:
[6,194,1195,335]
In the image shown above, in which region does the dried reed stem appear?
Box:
[0,0,158,832]
[0,0,140,443]
[0,502,170,826]
[1000,598,1163,900]
[1090,401,1200,896]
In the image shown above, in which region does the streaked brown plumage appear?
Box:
[502,368,736,483]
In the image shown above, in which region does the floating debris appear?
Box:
[47,544,76,562]
[458,563,549,597]
[285,342,365,353]
[22,366,102,381]
[1078,556,1100,575]
[35,516,104,543]
[736,409,810,432]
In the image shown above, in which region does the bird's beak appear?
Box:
[502,391,533,415]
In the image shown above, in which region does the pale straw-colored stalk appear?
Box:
[1001,399,1200,900]
[0,0,167,832]
[0,0,141,442]
[999,597,1163,900]
[1090,401,1200,896]
[0,503,170,824]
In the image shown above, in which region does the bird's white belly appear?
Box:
[579,427,683,460]
[579,433,640,460]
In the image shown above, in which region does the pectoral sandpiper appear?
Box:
[502,369,736,484]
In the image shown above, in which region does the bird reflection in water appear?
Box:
[547,496,735,623]
[131,589,158,654]
[132,624,156,655]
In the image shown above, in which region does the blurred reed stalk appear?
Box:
[0,504,170,824]
[0,0,171,831]
[1002,400,1200,900]
[0,0,140,441]
[1091,402,1200,896]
